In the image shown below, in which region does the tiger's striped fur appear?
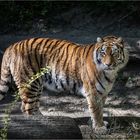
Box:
[0,36,129,134]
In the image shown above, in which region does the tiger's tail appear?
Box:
[0,48,11,100]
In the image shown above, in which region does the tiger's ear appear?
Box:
[97,37,103,43]
[116,37,123,44]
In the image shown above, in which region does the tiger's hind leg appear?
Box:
[18,81,43,115]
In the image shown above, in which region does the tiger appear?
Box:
[0,35,129,134]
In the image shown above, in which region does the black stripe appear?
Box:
[81,46,87,66]
[63,44,72,86]
[96,53,101,64]
[57,42,67,59]
[1,72,10,79]
[72,82,77,93]
[23,99,39,104]
[30,37,40,46]
[30,84,39,90]
[121,48,125,63]
[60,80,65,90]
[66,76,69,86]
[13,43,19,56]
[25,92,41,98]
[75,47,81,63]
[103,71,112,83]
[75,47,81,80]
[18,41,23,53]
[65,44,76,72]
[53,43,67,87]
[96,48,101,64]
[48,40,54,49]
[49,40,59,53]
[40,39,49,67]
[29,87,39,92]
[48,71,52,84]
[27,38,39,73]
[95,74,105,90]
[64,46,77,87]
[55,74,59,89]
[51,49,59,63]
[43,40,52,57]
[44,73,48,82]
[82,46,87,57]
[34,79,41,86]
[68,46,79,80]
[95,86,103,95]
[85,45,93,59]
[54,43,67,76]
[45,40,54,53]
[42,38,50,48]
[55,83,58,89]
[23,65,30,82]
[0,79,9,86]
[22,40,27,56]
[70,45,79,62]
[34,39,44,69]
[46,41,56,64]
[22,41,32,82]
[41,38,50,58]
[22,39,30,56]
[62,43,71,69]
[49,42,62,63]
[82,45,93,84]
[50,41,63,63]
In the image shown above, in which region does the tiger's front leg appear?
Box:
[86,90,107,134]
[19,84,42,115]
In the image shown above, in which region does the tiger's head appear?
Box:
[94,36,129,71]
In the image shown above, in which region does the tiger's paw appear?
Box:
[94,125,107,135]
[91,120,108,134]
[0,94,4,101]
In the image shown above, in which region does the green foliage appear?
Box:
[0,67,50,140]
